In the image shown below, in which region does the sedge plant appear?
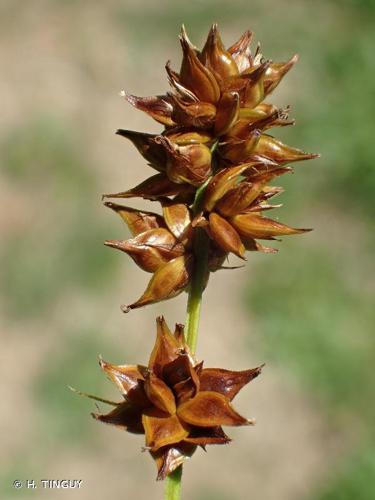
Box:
[73,24,318,500]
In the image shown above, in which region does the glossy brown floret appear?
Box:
[200,163,312,257]
[104,201,226,311]
[88,317,262,479]
[104,202,192,311]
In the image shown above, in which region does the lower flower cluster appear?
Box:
[89,317,262,479]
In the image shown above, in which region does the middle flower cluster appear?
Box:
[103,25,317,311]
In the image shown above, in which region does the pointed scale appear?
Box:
[177,391,254,427]
[161,199,192,241]
[143,411,189,451]
[231,213,312,240]
[152,443,196,481]
[103,174,192,201]
[254,134,320,164]
[208,212,246,259]
[179,26,221,103]
[203,163,261,211]
[200,24,239,80]
[122,92,175,126]
[144,372,177,415]
[148,316,180,377]
[105,228,185,273]
[104,202,165,236]
[227,30,253,73]
[199,366,264,401]
[123,255,193,312]
[214,91,240,136]
[264,54,299,95]
[92,402,144,434]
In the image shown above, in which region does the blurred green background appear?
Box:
[1,0,374,499]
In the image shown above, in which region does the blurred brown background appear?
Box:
[1,0,374,499]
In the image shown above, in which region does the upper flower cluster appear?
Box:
[103,25,318,310]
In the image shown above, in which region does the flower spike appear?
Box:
[103,24,318,311]
[80,318,262,479]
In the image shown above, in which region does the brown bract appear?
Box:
[91,317,262,479]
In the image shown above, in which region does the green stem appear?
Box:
[164,181,211,500]
[185,228,210,353]
[164,466,182,500]
[184,175,211,354]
